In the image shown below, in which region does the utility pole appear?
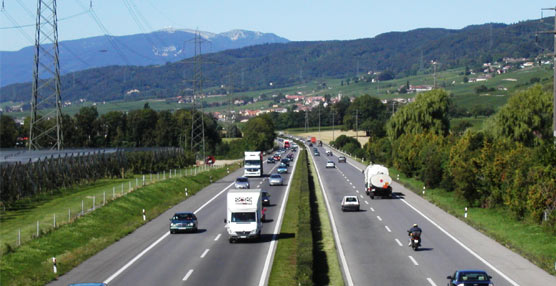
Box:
[318,103,321,139]
[355,109,359,141]
[332,109,335,142]
[304,110,308,133]
[540,7,556,141]
[29,0,63,150]
[432,60,438,89]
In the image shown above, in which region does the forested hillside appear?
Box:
[1,17,552,104]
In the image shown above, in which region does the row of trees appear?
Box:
[328,85,554,229]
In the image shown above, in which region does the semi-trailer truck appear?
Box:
[225,189,263,242]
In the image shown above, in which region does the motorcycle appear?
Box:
[410,233,421,251]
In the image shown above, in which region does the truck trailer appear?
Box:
[225,189,263,242]
[364,164,393,199]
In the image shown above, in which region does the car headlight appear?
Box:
[170,223,176,227]
[188,222,195,226]
[457,284,465,286]
[250,229,257,234]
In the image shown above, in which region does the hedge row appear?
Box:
[295,150,313,285]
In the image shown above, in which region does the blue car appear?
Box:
[447,270,493,286]
[277,163,288,174]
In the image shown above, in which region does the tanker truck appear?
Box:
[364,164,393,199]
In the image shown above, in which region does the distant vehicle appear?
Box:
[326,160,335,168]
[338,156,347,163]
[234,177,250,189]
[244,151,264,177]
[286,153,294,160]
[318,140,323,147]
[447,270,493,286]
[169,212,198,233]
[364,164,392,199]
[273,153,281,161]
[277,163,288,174]
[262,191,271,206]
[326,150,332,156]
[314,151,320,156]
[311,137,317,144]
[225,189,263,242]
[267,157,276,164]
[269,174,284,186]
[281,158,290,166]
[205,155,215,166]
[308,143,313,147]
[341,196,360,211]
[284,140,290,149]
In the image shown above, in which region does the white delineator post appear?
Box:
[464,207,468,218]
[185,188,188,197]
[142,209,146,221]
[52,257,57,274]
[422,186,426,195]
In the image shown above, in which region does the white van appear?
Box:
[225,189,263,242]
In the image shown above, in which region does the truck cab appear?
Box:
[244,151,264,177]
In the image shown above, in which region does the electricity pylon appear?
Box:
[190,32,206,162]
[29,0,63,150]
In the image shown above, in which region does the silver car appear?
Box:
[234,177,250,189]
[269,174,284,186]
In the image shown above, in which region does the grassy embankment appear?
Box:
[0,164,238,286]
[269,143,343,285]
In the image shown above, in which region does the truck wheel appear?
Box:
[229,238,235,243]
[370,195,375,200]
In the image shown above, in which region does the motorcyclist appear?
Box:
[407,224,422,246]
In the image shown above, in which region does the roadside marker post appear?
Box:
[37,221,39,237]
[113,187,115,199]
[81,200,84,215]
[465,207,468,218]
[129,181,132,192]
[143,175,145,186]
[53,213,56,228]
[142,209,146,221]
[227,167,229,174]
[422,186,426,195]
[185,188,188,197]
[18,229,21,246]
[103,192,106,205]
[68,208,71,222]
[52,257,57,274]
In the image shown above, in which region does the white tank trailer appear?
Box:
[364,164,393,199]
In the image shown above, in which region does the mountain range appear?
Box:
[0,18,552,104]
[0,28,289,87]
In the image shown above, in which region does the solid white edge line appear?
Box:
[182,269,194,281]
[427,277,438,286]
[399,198,519,286]
[408,255,419,266]
[258,150,300,286]
[214,233,221,241]
[104,179,236,284]
[309,149,355,286]
[385,225,391,232]
[395,238,403,247]
[200,248,210,258]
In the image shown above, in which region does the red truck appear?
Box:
[311,137,316,144]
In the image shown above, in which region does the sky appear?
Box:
[1,0,555,51]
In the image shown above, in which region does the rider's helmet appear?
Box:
[413,224,418,227]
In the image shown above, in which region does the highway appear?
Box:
[308,143,556,286]
[50,150,299,286]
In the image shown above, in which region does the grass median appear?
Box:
[0,165,238,286]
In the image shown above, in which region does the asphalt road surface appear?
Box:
[309,142,556,286]
[50,150,299,286]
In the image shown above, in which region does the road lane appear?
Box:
[52,149,299,286]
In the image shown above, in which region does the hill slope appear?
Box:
[0,29,289,87]
[0,18,551,104]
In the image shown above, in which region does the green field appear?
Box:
[4,66,550,118]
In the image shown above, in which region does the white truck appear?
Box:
[364,164,393,199]
[244,151,264,177]
[225,189,263,242]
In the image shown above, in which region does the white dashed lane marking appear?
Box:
[200,249,210,258]
[214,234,221,241]
[427,278,438,286]
[377,216,382,221]
[395,238,403,246]
[360,195,364,199]
[370,207,375,212]
[356,190,359,193]
[364,201,369,205]
[183,269,194,281]
[385,226,391,232]
[408,255,419,266]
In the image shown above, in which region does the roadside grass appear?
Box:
[0,165,238,286]
[307,150,344,285]
[0,167,205,255]
[389,168,556,276]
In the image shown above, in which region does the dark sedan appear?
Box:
[169,212,198,233]
[447,270,493,286]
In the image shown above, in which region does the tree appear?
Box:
[343,95,389,131]
[378,70,395,81]
[0,115,18,147]
[494,85,552,147]
[74,106,100,147]
[243,115,275,151]
[387,89,451,140]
